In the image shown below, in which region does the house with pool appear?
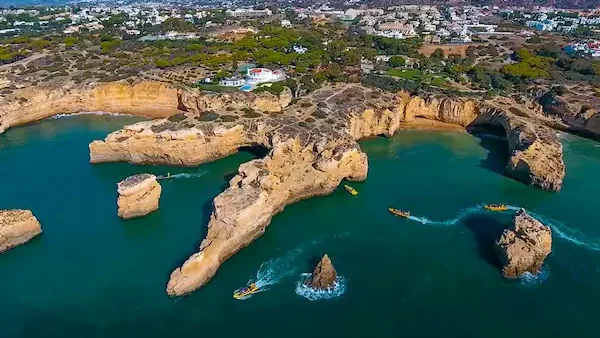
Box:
[218,67,286,91]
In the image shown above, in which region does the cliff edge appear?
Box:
[87,84,565,295]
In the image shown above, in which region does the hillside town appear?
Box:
[1,1,600,103]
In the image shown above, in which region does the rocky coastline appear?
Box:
[0,80,568,296]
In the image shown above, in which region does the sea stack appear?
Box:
[117,174,161,219]
[0,209,42,253]
[495,209,552,278]
[305,254,338,290]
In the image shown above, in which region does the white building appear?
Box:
[341,9,360,21]
[219,77,245,87]
[226,8,272,18]
[281,19,292,27]
[293,45,308,54]
[246,68,285,85]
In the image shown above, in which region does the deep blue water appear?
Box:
[1,117,599,337]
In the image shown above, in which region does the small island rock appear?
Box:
[305,254,337,290]
[495,209,552,278]
[0,209,42,253]
[117,174,161,219]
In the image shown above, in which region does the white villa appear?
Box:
[246,68,285,85]
[219,77,245,87]
[218,68,286,90]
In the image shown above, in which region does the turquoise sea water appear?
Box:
[1,116,600,337]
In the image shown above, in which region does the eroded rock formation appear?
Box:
[305,254,338,290]
[496,208,552,278]
[86,84,566,295]
[117,174,162,219]
[0,209,42,253]
[0,80,291,134]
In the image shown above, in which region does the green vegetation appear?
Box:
[161,18,196,32]
[501,49,553,79]
[194,83,239,93]
[387,68,422,80]
[64,37,78,47]
[373,36,422,57]
[388,56,405,68]
[253,82,286,95]
[100,39,122,54]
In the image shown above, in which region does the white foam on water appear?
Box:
[524,211,600,252]
[49,111,132,119]
[295,273,347,301]
[156,171,208,180]
[405,204,486,227]
[233,237,327,301]
[404,204,600,252]
[519,266,550,287]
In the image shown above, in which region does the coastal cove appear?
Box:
[1,116,600,337]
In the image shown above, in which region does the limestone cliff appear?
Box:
[0,80,290,134]
[87,84,566,296]
[0,209,42,253]
[496,209,552,278]
[117,174,162,219]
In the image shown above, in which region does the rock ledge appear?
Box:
[0,209,42,253]
[117,174,161,219]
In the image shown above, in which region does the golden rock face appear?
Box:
[0,209,42,254]
[0,81,567,296]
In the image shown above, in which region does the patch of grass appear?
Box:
[429,76,448,87]
[196,83,239,93]
[387,68,422,81]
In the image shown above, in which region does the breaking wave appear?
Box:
[403,204,600,251]
[49,111,132,119]
[234,233,350,300]
[156,171,208,180]
[233,239,323,300]
[519,266,550,287]
[295,273,346,301]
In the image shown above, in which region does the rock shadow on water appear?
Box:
[239,144,270,159]
[467,125,509,177]
[462,213,509,272]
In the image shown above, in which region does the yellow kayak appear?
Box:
[484,204,508,211]
[344,185,358,196]
[389,208,410,218]
[233,283,259,299]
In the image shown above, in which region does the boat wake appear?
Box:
[295,273,346,301]
[406,204,489,226]
[156,171,208,180]
[49,111,132,119]
[404,205,600,251]
[234,239,323,300]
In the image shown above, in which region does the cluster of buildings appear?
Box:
[351,6,491,43]
[0,3,214,36]
[502,8,600,33]
[218,67,285,91]
[564,41,600,57]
